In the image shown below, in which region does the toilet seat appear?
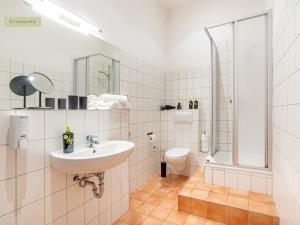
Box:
[165,148,190,158]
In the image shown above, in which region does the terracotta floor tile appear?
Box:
[249,200,277,216]
[228,189,249,199]
[178,195,191,213]
[195,183,212,191]
[145,194,164,205]
[130,191,151,201]
[172,186,183,193]
[113,221,129,225]
[151,206,173,220]
[166,209,188,225]
[120,210,146,225]
[130,199,144,210]
[167,191,179,200]
[179,187,193,196]
[183,215,206,225]
[248,211,273,225]
[207,202,227,224]
[190,189,210,200]
[154,189,170,197]
[184,180,198,188]
[160,198,177,209]
[160,186,174,193]
[211,185,230,195]
[126,169,279,225]
[189,198,207,218]
[249,200,276,216]
[142,216,164,225]
[205,220,226,225]
[249,192,273,204]
[135,202,157,215]
[162,221,177,225]
[227,206,248,225]
[227,196,249,210]
[208,192,228,205]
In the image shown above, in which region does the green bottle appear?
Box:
[194,99,198,109]
[63,127,74,153]
[189,99,193,109]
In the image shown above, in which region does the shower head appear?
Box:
[97,65,111,78]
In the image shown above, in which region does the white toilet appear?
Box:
[165,147,191,172]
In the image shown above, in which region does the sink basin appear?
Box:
[50,140,135,174]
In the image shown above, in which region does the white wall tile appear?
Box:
[16,199,44,225]
[67,184,84,212]
[252,176,267,194]
[212,169,225,186]
[67,205,84,225]
[111,184,122,204]
[0,111,13,145]
[84,111,98,133]
[225,171,238,189]
[111,200,122,223]
[17,140,44,175]
[84,198,99,223]
[48,216,66,225]
[0,211,16,225]
[45,167,66,196]
[99,208,111,225]
[45,111,66,139]
[17,170,44,208]
[237,173,252,191]
[99,189,111,213]
[0,178,16,216]
[45,138,62,167]
[45,189,67,224]
[66,111,84,135]
[0,145,15,180]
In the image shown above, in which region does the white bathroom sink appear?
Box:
[50,141,135,174]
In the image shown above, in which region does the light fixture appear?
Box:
[24,0,102,38]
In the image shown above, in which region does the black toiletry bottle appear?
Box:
[161,157,167,177]
[63,127,74,153]
[194,99,199,109]
[177,102,182,110]
[189,99,193,109]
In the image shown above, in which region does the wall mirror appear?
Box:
[0,0,120,110]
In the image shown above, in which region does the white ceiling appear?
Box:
[155,0,196,10]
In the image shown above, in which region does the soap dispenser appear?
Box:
[63,127,74,153]
[9,115,29,150]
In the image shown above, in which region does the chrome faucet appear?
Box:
[86,135,99,148]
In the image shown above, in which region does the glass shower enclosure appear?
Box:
[205,10,272,169]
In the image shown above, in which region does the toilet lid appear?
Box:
[165,148,190,158]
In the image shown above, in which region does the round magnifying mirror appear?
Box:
[28,72,54,108]
[28,72,54,94]
[9,75,37,109]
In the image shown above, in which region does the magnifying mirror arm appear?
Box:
[23,85,26,108]
[39,92,42,108]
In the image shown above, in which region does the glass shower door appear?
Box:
[235,14,269,167]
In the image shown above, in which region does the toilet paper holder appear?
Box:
[147,132,157,149]
[147,132,155,141]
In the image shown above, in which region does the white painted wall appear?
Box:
[165,0,272,70]
[57,0,167,68]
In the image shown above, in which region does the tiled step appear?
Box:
[178,170,279,225]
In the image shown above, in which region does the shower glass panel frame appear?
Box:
[205,10,272,169]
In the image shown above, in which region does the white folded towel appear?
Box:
[87,95,99,110]
[88,94,129,110]
[96,101,129,109]
[99,94,127,104]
